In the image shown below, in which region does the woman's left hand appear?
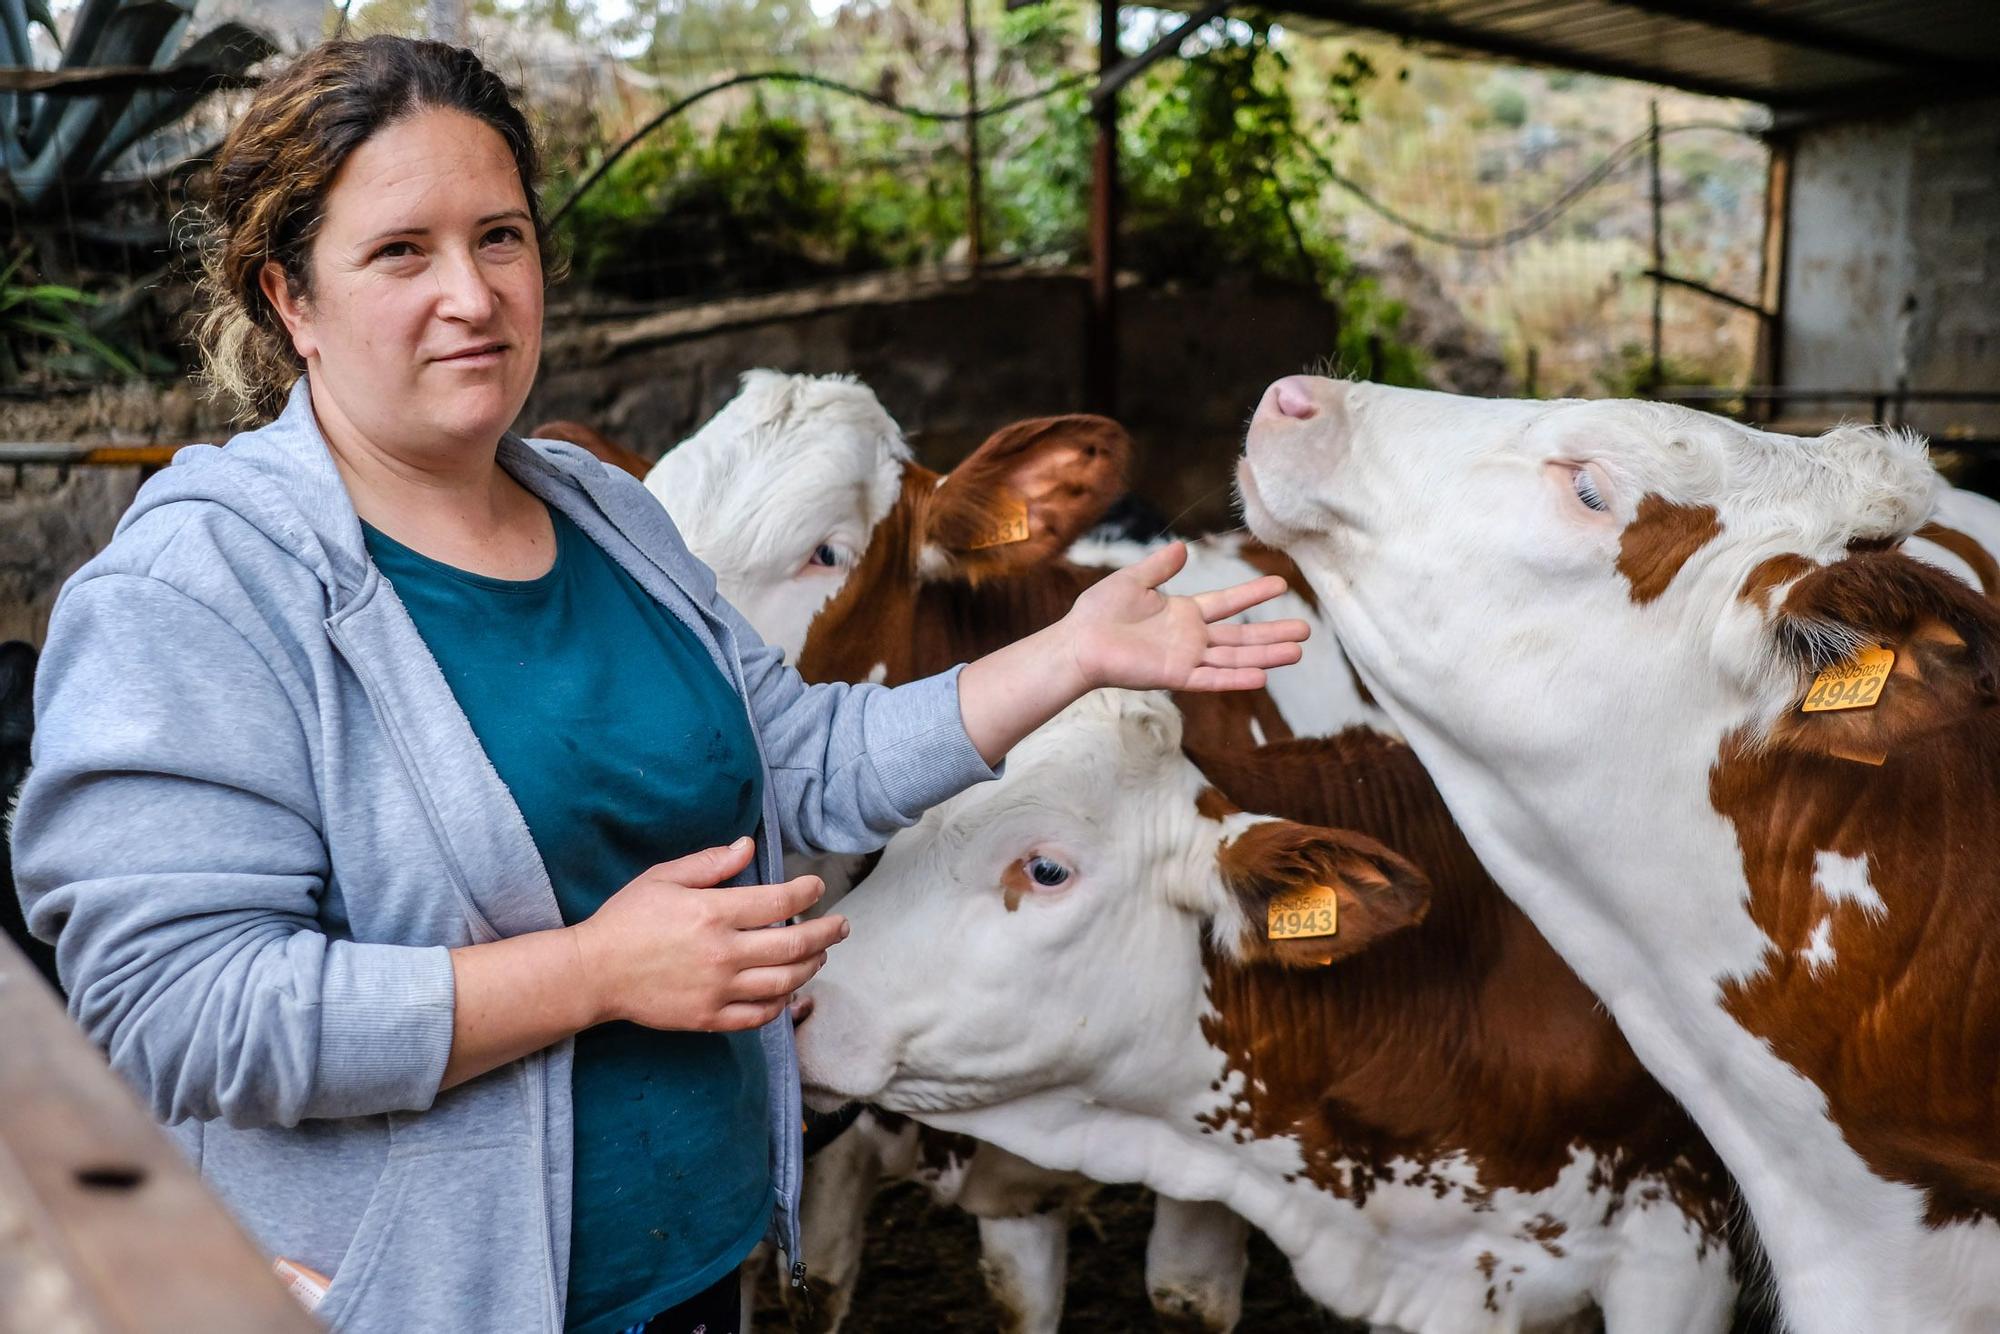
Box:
[955,540,1311,767]
[1062,540,1309,692]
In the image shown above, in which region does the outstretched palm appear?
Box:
[1065,541,1310,693]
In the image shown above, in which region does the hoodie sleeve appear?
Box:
[707,594,1000,857]
[14,574,456,1129]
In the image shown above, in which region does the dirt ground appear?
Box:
[756,1182,1363,1333]
[754,1180,1780,1333]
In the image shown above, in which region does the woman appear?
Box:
[13,37,1305,1334]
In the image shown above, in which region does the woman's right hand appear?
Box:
[570,836,848,1033]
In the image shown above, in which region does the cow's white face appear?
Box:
[646,370,910,662]
[798,689,1426,1117]
[1240,379,1938,774]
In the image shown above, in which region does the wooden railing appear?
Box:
[0,933,315,1332]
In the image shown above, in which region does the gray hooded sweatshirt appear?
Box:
[13,380,998,1331]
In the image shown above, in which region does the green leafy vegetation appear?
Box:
[0,244,151,382]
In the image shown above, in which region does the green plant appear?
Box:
[0,246,143,381]
[1,0,276,214]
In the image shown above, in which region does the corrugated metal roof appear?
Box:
[1256,0,2000,110]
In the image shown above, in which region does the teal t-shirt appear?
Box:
[364,506,771,1334]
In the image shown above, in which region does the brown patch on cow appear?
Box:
[796,463,1294,753]
[1711,552,2000,1229]
[1475,1251,1498,1279]
[1184,730,1733,1243]
[1916,521,2000,598]
[1342,646,1377,710]
[1846,535,1898,555]
[1195,786,1235,821]
[1234,537,1320,614]
[1001,858,1031,913]
[1617,496,1723,604]
[529,419,653,481]
[1739,553,1816,610]
[1520,1213,1568,1257]
[916,1125,980,1179]
[1215,818,1430,969]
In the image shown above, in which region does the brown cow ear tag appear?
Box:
[1267,886,1339,940]
[964,494,1032,550]
[1801,646,1895,713]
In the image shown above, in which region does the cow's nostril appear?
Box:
[1274,378,1318,421]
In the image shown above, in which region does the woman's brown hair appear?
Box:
[194,37,560,421]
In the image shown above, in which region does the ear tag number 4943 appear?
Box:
[1267,885,1339,940]
[1802,646,1895,713]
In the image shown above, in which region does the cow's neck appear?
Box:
[1422,705,2000,1332]
[1188,731,1729,1229]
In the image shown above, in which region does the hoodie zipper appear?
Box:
[325,604,565,1333]
[561,465,810,1265]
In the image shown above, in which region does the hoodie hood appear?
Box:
[118,378,657,614]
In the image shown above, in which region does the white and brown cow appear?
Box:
[797,690,1740,1333]
[1239,377,2000,1332]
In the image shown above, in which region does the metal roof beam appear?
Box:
[1599,0,1997,81]
[1265,0,1776,102]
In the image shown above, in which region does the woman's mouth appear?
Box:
[432,342,508,366]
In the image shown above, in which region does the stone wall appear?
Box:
[523,266,1434,533]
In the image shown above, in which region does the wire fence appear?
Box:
[2,4,1773,403]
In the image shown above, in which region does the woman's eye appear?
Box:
[807,543,846,569]
[482,226,524,247]
[1572,468,1609,513]
[373,241,418,261]
[1026,855,1071,888]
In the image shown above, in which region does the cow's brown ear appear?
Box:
[1216,817,1431,969]
[1768,550,2000,764]
[530,419,654,482]
[923,415,1130,581]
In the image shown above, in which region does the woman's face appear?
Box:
[263,106,543,461]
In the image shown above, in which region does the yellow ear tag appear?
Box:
[964,495,1032,550]
[1267,885,1339,941]
[1801,646,1896,713]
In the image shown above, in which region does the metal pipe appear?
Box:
[1648,98,1664,392]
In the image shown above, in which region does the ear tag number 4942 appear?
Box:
[1802,646,1895,713]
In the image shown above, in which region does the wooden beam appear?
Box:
[0,933,316,1332]
[0,66,258,95]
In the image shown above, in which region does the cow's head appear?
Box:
[1234,379,2000,775]
[648,370,1128,667]
[796,689,1429,1115]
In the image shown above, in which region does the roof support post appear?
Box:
[1087,0,1121,416]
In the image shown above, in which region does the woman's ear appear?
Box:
[258,260,316,359]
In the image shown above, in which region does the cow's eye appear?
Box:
[1025,855,1072,888]
[1572,467,1609,513]
[806,543,849,570]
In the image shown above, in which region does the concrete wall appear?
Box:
[523,268,1424,533]
[1784,98,2000,437]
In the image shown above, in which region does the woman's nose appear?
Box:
[434,252,498,321]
